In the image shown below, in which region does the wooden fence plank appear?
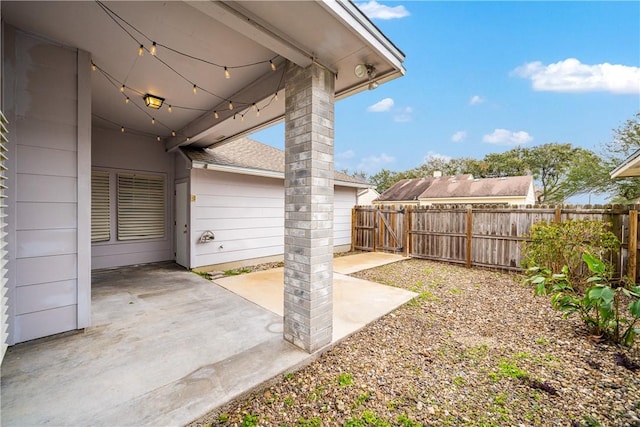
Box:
[629,210,637,281]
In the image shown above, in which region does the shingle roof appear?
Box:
[377,175,474,201]
[180,137,367,186]
[419,175,533,199]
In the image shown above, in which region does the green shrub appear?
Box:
[522,219,619,291]
[526,252,640,346]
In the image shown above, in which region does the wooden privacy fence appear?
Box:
[351,204,640,281]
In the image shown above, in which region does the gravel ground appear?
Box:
[189,258,640,427]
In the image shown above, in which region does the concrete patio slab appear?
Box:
[214,253,413,341]
[0,253,414,427]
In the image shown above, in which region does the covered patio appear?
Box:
[1,253,414,426]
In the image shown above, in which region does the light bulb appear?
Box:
[274,92,278,101]
[241,114,244,122]
[124,97,130,104]
[157,136,161,142]
[120,85,125,93]
[151,117,155,125]
[167,105,172,113]
[91,62,97,71]
[252,103,257,112]
[256,109,260,117]
[270,60,276,71]
[224,66,230,79]
[228,101,233,110]
[138,44,144,56]
[214,111,219,119]
[193,84,197,94]
[186,137,190,142]
[150,42,157,56]
[171,130,176,137]
[121,126,125,133]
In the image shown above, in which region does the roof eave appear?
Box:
[611,148,640,178]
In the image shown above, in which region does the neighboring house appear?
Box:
[611,149,640,178]
[375,174,535,206]
[176,138,367,269]
[357,187,380,205]
[0,1,405,355]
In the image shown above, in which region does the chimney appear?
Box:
[433,170,442,178]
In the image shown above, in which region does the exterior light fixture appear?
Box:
[355,63,379,90]
[144,94,165,109]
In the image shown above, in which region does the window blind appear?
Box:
[91,170,111,242]
[117,173,165,240]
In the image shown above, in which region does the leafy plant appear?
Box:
[337,372,354,387]
[522,220,619,292]
[526,252,640,346]
[240,413,259,427]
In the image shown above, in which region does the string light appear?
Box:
[138,44,144,56]
[125,96,130,104]
[150,41,157,56]
[121,126,125,133]
[275,92,278,101]
[151,117,155,125]
[91,62,97,71]
[228,101,234,110]
[252,103,257,112]
[270,60,276,71]
[171,130,176,137]
[256,109,260,117]
[192,84,197,94]
[241,114,244,122]
[157,136,161,141]
[186,137,190,142]
[167,105,172,113]
[214,111,219,119]
[224,66,230,79]
[120,85,125,93]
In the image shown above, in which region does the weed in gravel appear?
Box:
[491,359,529,381]
[493,392,508,406]
[396,413,422,427]
[240,413,258,427]
[338,372,354,387]
[463,343,489,362]
[283,397,294,406]
[535,337,551,345]
[353,392,371,408]
[345,410,390,427]
[453,375,466,386]
[296,416,322,427]
[449,288,462,295]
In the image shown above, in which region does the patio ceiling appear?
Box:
[2,0,405,150]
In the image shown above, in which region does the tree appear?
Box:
[603,112,640,203]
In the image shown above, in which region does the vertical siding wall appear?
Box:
[190,168,356,268]
[4,27,91,343]
[91,127,174,269]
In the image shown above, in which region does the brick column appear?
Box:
[283,61,335,352]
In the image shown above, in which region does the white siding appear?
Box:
[190,168,358,268]
[4,27,91,344]
[91,127,174,269]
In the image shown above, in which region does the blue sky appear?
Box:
[252,1,640,182]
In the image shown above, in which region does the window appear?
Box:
[91,170,110,242]
[117,173,165,240]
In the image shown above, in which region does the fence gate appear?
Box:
[352,206,405,253]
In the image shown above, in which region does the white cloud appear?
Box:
[424,151,452,163]
[393,106,413,122]
[451,131,467,142]
[483,129,533,145]
[356,1,410,20]
[367,97,394,112]
[337,149,356,159]
[469,95,484,105]
[357,153,395,173]
[512,58,640,94]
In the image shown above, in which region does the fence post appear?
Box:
[466,207,473,268]
[403,205,411,257]
[629,210,637,282]
[554,206,562,223]
[351,207,356,252]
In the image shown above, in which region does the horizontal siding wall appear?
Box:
[91,127,174,269]
[5,27,82,343]
[190,169,358,268]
